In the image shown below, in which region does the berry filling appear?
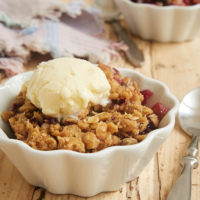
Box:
[152,102,170,119]
[141,89,153,105]
[141,89,169,119]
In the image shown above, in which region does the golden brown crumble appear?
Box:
[1,64,159,153]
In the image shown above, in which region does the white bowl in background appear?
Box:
[115,0,200,42]
[0,68,179,197]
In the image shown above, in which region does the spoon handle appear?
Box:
[111,20,144,68]
[167,136,199,200]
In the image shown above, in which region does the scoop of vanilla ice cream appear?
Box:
[26,57,111,119]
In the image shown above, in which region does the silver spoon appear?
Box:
[93,0,144,68]
[168,87,200,200]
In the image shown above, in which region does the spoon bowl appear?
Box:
[168,87,200,200]
[178,87,200,136]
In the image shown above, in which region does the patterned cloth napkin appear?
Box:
[0,0,126,76]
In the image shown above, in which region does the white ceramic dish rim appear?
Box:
[0,68,179,158]
[122,0,200,10]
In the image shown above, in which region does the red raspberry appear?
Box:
[184,0,194,5]
[152,102,170,119]
[141,89,153,105]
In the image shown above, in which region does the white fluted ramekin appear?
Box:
[0,68,179,197]
[115,0,200,42]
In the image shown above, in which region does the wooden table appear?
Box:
[1,3,200,200]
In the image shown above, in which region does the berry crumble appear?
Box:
[1,64,169,153]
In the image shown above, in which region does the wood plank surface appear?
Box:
[1,1,200,200]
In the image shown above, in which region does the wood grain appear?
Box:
[1,1,200,199]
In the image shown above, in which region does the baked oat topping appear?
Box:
[1,64,167,153]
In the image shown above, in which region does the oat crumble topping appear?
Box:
[1,64,160,153]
